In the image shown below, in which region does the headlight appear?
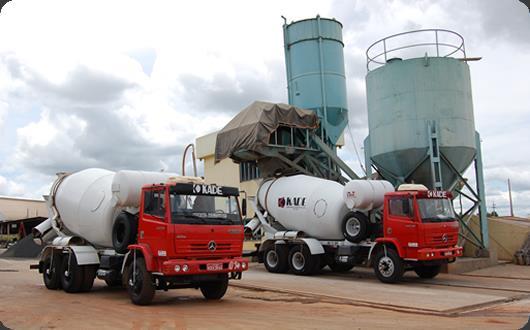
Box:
[182,264,189,272]
[242,262,247,269]
[229,261,234,270]
[174,265,181,272]
[235,261,241,269]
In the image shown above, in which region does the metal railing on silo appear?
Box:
[366,29,466,71]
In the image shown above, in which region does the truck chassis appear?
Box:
[36,244,246,304]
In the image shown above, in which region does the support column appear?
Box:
[364,138,372,178]
[475,131,489,249]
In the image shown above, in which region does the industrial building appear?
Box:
[0,196,47,246]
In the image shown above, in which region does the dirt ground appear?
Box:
[0,258,529,329]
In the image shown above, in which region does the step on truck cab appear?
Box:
[36,171,247,305]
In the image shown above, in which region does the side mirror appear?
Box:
[241,198,247,217]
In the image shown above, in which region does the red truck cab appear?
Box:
[122,180,248,304]
[371,186,463,283]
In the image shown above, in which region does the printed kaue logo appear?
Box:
[278,197,306,208]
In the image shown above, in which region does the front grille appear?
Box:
[190,243,232,252]
[429,233,457,245]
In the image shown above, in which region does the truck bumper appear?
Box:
[160,257,248,276]
[417,246,463,261]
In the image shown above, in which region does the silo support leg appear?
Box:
[364,139,372,178]
[475,132,489,249]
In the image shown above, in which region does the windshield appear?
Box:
[169,192,241,225]
[417,198,456,223]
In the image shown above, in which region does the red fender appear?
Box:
[127,244,157,272]
[374,238,405,258]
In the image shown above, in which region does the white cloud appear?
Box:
[0,101,7,131]
[0,174,25,196]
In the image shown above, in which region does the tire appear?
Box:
[288,245,320,276]
[373,247,404,283]
[112,212,138,254]
[329,261,355,272]
[60,253,84,293]
[414,265,441,279]
[80,265,97,292]
[126,257,155,305]
[342,212,368,243]
[263,245,289,273]
[42,254,62,290]
[200,274,229,300]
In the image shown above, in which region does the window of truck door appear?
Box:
[388,196,414,220]
[143,188,167,221]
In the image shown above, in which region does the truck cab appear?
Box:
[372,185,463,282]
[120,180,248,304]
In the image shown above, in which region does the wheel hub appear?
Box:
[346,217,361,237]
[292,251,305,271]
[378,256,394,277]
[266,250,279,268]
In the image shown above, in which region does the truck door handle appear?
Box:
[156,226,165,231]
[405,224,416,228]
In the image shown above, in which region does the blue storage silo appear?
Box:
[363,29,489,249]
[365,56,476,189]
[283,15,348,146]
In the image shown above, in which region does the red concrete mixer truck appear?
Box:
[245,175,463,283]
[32,168,247,305]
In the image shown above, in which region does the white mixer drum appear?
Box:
[54,168,117,247]
[258,175,348,240]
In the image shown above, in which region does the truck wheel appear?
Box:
[342,212,368,243]
[329,261,355,272]
[43,254,62,290]
[200,274,229,300]
[112,212,138,254]
[373,247,404,283]
[126,257,155,305]
[414,265,441,279]
[263,245,289,273]
[80,265,97,292]
[60,253,84,293]
[288,245,320,276]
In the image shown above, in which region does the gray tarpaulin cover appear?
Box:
[215,101,318,162]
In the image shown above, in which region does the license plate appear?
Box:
[207,263,223,271]
[444,251,453,256]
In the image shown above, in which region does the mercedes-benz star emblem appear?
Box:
[442,234,448,243]
[208,241,217,252]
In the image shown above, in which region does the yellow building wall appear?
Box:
[464,216,530,261]
[0,197,48,220]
